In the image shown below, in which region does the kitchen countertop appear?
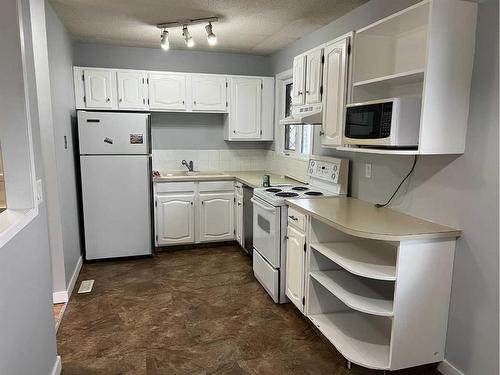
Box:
[286,197,461,241]
[153,170,303,189]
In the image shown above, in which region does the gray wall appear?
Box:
[46,3,82,288]
[271,1,499,374]
[151,113,270,150]
[0,0,58,373]
[73,42,272,76]
[74,42,274,150]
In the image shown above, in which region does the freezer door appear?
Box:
[80,155,152,259]
[78,111,150,155]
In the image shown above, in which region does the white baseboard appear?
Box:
[67,256,82,299]
[438,360,465,375]
[52,256,82,304]
[50,356,62,375]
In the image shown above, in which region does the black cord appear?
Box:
[375,155,418,208]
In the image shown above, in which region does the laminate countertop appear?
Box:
[153,171,303,189]
[286,197,461,241]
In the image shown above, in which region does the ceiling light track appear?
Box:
[156,17,218,50]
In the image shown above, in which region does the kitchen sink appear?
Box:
[163,171,228,177]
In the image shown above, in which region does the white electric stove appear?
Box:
[251,157,349,303]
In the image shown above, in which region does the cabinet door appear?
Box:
[117,71,147,109]
[156,194,195,245]
[192,75,227,112]
[199,192,234,242]
[305,49,323,104]
[148,73,186,110]
[286,226,306,312]
[83,69,115,108]
[235,195,243,246]
[321,38,349,147]
[229,78,262,139]
[292,55,306,106]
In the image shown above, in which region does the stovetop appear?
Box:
[254,184,334,206]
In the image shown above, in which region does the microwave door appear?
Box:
[345,104,382,139]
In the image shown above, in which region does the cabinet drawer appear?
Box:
[198,181,234,192]
[155,181,195,193]
[287,207,306,231]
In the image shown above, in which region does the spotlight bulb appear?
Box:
[183,25,194,48]
[206,22,217,46]
[160,29,169,50]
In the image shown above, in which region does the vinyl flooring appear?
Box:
[57,244,442,375]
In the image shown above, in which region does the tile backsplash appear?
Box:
[152,149,309,182]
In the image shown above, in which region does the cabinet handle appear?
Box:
[319,131,325,136]
[182,100,185,104]
[233,130,236,134]
[298,91,302,96]
[284,235,289,240]
[190,202,193,205]
[289,215,298,221]
[193,100,197,105]
[106,98,110,102]
[119,98,122,102]
[306,90,310,94]
[201,201,204,205]
[238,202,241,206]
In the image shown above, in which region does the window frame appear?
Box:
[274,69,314,161]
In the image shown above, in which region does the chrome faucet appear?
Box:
[181,160,194,172]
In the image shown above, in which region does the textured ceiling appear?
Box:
[48,0,368,55]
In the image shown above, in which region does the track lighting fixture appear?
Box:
[157,17,218,50]
[205,22,217,46]
[160,28,169,50]
[182,25,195,47]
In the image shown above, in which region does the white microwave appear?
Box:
[344,97,421,147]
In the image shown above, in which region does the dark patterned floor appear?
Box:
[57,244,442,375]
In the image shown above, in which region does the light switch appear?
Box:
[36,179,43,204]
[364,163,372,179]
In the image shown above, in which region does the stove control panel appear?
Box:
[308,159,341,183]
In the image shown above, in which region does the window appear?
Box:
[276,71,313,159]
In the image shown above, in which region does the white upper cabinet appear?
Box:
[227,77,262,139]
[198,192,234,242]
[321,37,350,147]
[117,71,148,109]
[82,69,115,108]
[148,73,186,110]
[292,55,306,106]
[191,75,227,112]
[305,49,324,104]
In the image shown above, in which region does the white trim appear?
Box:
[52,256,83,303]
[51,356,62,375]
[438,360,466,375]
[67,256,83,299]
[52,291,68,304]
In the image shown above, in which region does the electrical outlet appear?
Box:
[365,163,372,179]
[36,179,44,204]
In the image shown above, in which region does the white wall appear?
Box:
[46,2,82,291]
[270,0,499,374]
[0,0,59,373]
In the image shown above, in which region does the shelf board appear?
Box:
[310,242,397,281]
[336,146,419,155]
[353,69,425,88]
[309,312,391,370]
[310,270,394,316]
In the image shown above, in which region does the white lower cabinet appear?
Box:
[156,194,195,245]
[286,222,306,312]
[155,181,235,246]
[199,192,234,242]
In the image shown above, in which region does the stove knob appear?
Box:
[333,165,338,172]
[331,173,337,181]
[309,168,314,174]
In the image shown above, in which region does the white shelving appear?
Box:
[310,241,397,281]
[310,270,394,316]
[352,69,425,89]
[309,311,391,370]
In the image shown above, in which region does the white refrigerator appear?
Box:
[78,111,153,260]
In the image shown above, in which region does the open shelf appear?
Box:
[335,146,419,155]
[309,311,391,370]
[310,242,397,281]
[310,270,394,316]
[352,69,424,89]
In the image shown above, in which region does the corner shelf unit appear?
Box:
[305,216,457,371]
[347,0,478,155]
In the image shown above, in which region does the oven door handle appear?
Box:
[250,197,276,212]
